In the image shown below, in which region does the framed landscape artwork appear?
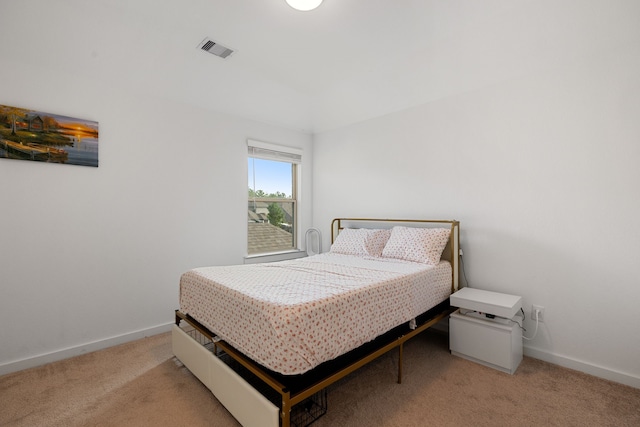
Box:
[0,104,99,167]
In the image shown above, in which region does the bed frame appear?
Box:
[173,218,460,427]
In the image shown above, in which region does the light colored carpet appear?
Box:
[1,330,639,427]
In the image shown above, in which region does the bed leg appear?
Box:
[398,343,403,384]
[281,390,291,427]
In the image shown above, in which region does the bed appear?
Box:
[173,218,460,427]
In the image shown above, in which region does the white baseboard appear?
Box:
[0,322,173,376]
[524,345,640,389]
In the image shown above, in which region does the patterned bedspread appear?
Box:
[179,253,451,375]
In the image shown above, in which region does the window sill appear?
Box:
[243,250,307,264]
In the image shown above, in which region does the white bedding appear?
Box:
[179,252,452,375]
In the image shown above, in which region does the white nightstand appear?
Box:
[449,288,523,374]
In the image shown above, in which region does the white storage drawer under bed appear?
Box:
[172,325,280,427]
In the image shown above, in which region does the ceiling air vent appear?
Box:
[198,38,234,59]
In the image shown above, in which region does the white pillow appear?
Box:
[330,228,392,257]
[381,226,450,265]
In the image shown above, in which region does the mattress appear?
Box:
[179,253,452,375]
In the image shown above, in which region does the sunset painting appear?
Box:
[0,104,99,167]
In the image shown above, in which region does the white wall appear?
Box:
[0,57,312,373]
[312,19,640,387]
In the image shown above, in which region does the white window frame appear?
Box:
[247,139,303,259]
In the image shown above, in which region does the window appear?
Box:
[247,140,302,256]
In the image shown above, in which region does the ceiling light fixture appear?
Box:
[285,0,323,12]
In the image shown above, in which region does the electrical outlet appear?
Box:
[531,305,545,322]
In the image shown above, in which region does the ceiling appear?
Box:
[2,0,623,133]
